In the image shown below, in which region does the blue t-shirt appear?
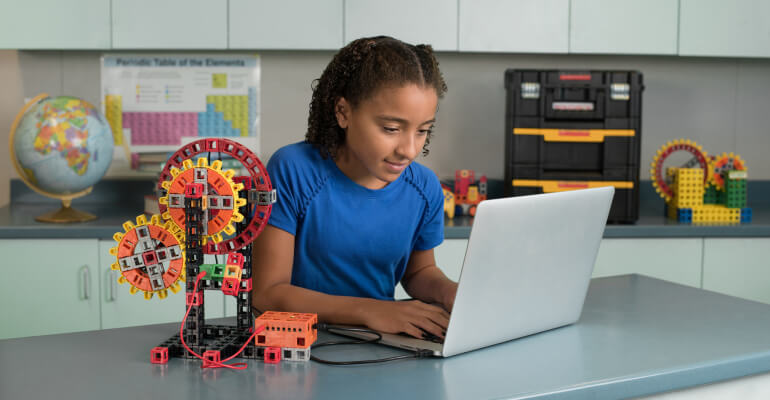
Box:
[266,141,445,300]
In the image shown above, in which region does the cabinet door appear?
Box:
[703,238,770,304]
[0,0,110,49]
[395,239,468,300]
[345,0,458,51]
[229,0,343,50]
[569,0,678,55]
[680,0,770,58]
[112,0,227,49]
[592,238,703,288]
[99,240,224,329]
[0,239,101,339]
[459,0,569,53]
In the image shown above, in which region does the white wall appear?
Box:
[1,50,769,206]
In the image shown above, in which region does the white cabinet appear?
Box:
[0,239,101,340]
[703,238,770,304]
[395,239,467,299]
[592,238,703,288]
[345,0,458,51]
[679,0,770,58]
[98,240,225,330]
[112,0,228,49]
[458,0,569,53]
[229,0,343,50]
[569,0,678,55]
[0,0,110,49]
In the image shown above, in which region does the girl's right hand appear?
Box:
[360,299,450,340]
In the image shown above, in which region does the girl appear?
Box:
[252,36,457,340]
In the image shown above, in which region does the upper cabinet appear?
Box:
[459,0,569,53]
[229,0,343,50]
[112,0,227,49]
[345,0,458,51]
[3,0,770,58]
[0,0,110,49]
[679,0,770,58]
[569,0,678,55]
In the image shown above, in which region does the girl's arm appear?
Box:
[251,225,450,339]
[400,248,458,312]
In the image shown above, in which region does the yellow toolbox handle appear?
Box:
[513,128,635,143]
[513,179,634,193]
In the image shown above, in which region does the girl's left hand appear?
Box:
[440,282,458,312]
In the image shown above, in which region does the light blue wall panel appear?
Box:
[459,0,569,53]
[703,238,770,304]
[570,0,678,55]
[0,239,101,339]
[0,0,110,49]
[112,0,227,49]
[680,0,770,58]
[592,238,703,288]
[229,0,343,50]
[345,0,458,51]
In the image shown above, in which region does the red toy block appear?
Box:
[264,347,281,364]
[222,277,239,296]
[186,291,204,306]
[227,252,244,266]
[184,183,204,198]
[202,350,221,367]
[142,250,157,265]
[233,176,252,190]
[241,278,252,292]
[151,347,168,364]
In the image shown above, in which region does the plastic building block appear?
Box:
[240,277,252,292]
[677,208,693,223]
[184,183,205,199]
[186,291,204,306]
[202,350,221,367]
[254,312,318,349]
[264,347,281,364]
[741,207,753,223]
[151,347,169,364]
[222,277,240,296]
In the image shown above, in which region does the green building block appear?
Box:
[704,185,719,204]
[199,263,226,281]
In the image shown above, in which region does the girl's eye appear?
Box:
[418,128,434,136]
[383,127,398,133]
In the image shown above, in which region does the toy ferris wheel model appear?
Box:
[110,138,317,367]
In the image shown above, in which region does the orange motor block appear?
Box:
[255,312,318,349]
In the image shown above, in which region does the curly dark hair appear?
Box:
[306,36,448,159]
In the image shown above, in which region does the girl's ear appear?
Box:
[335,97,351,129]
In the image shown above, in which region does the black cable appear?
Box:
[309,323,435,365]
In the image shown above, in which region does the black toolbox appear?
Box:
[504,69,644,223]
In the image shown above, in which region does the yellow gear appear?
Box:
[649,139,710,202]
[709,152,747,190]
[110,214,186,300]
[158,157,246,244]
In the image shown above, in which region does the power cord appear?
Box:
[249,307,435,364]
[310,323,435,365]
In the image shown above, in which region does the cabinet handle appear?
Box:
[109,269,118,302]
[81,266,90,300]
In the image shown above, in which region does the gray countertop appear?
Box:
[2,275,770,399]
[2,179,769,239]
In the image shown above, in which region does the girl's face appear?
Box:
[334,84,438,190]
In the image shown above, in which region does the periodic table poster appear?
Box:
[100,54,260,158]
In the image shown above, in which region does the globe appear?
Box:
[9,94,114,223]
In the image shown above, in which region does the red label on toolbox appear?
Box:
[558,130,590,137]
[559,74,591,81]
[558,182,589,189]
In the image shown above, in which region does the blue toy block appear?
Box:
[677,208,693,223]
[741,207,752,223]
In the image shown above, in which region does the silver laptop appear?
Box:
[338,186,614,357]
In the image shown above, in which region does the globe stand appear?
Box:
[36,198,96,223]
